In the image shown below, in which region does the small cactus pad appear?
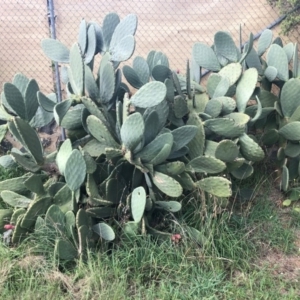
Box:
[56,139,72,175]
[187,156,226,174]
[1,191,32,208]
[230,162,254,180]
[171,125,198,152]
[267,44,289,81]
[196,177,232,197]
[121,112,145,151]
[280,78,300,118]
[41,38,70,63]
[279,122,300,141]
[155,201,182,212]
[215,140,239,162]
[55,239,78,260]
[281,165,289,192]
[92,223,115,241]
[218,63,242,86]
[131,186,146,223]
[64,149,87,191]
[257,29,273,56]
[130,81,167,108]
[193,42,221,71]
[21,196,51,229]
[239,133,265,162]
[152,171,182,197]
[236,68,258,113]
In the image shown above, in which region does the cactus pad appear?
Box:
[131,186,146,223]
[193,43,221,71]
[121,112,144,151]
[156,201,181,212]
[239,133,264,162]
[236,68,258,113]
[188,156,226,174]
[64,149,87,191]
[152,171,182,197]
[215,140,239,162]
[267,44,289,81]
[92,223,115,241]
[41,38,70,63]
[280,78,300,118]
[257,29,273,56]
[279,122,300,141]
[196,177,232,197]
[55,239,78,260]
[130,81,167,108]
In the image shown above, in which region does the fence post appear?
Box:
[47,0,65,141]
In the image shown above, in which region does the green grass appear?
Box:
[0,164,300,299]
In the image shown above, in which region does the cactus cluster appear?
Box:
[1,12,300,259]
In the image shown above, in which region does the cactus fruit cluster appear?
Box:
[1,13,300,260]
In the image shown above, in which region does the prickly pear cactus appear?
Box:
[2,13,299,258]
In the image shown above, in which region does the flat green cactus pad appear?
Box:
[257,29,273,56]
[41,38,70,63]
[205,118,245,138]
[0,175,29,194]
[218,63,242,86]
[188,156,226,174]
[207,74,229,99]
[135,132,173,163]
[214,31,238,62]
[123,66,144,89]
[236,68,258,113]
[239,133,264,162]
[131,186,146,223]
[21,196,51,229]
[133,56,150,84]
[86,207,115,218]
[280,78,300,118]
[87,115,119,147]
[54,99,73,125]
[24,174,45,195]
[92,223,115,241]
[193,42,221,71]
[171,125,198,152]
[284,142,300,158]
[267,44,289,81]
[10,208,25,226]
[281,165,289,192]
[262,129,279,146]
[12,215,28,244]
[196,177,232,197]
[121,112,144,151]
[204,99,222,117]
[155,161,185,176]
[215,140,239,162]
[14,118,44,165]
[152,171,182,197]
[69,43,84,96]
[230,162,254,179]
[53,185,74,213]
[65,149,87,191]
[279,122,300,141]
[1,191,32,208]
[156,201,181,212]
[55,239,78,260]
[130,81,167,108]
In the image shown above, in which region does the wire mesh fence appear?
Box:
[1,0,300,94]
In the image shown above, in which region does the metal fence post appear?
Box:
[47,0,65,141]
